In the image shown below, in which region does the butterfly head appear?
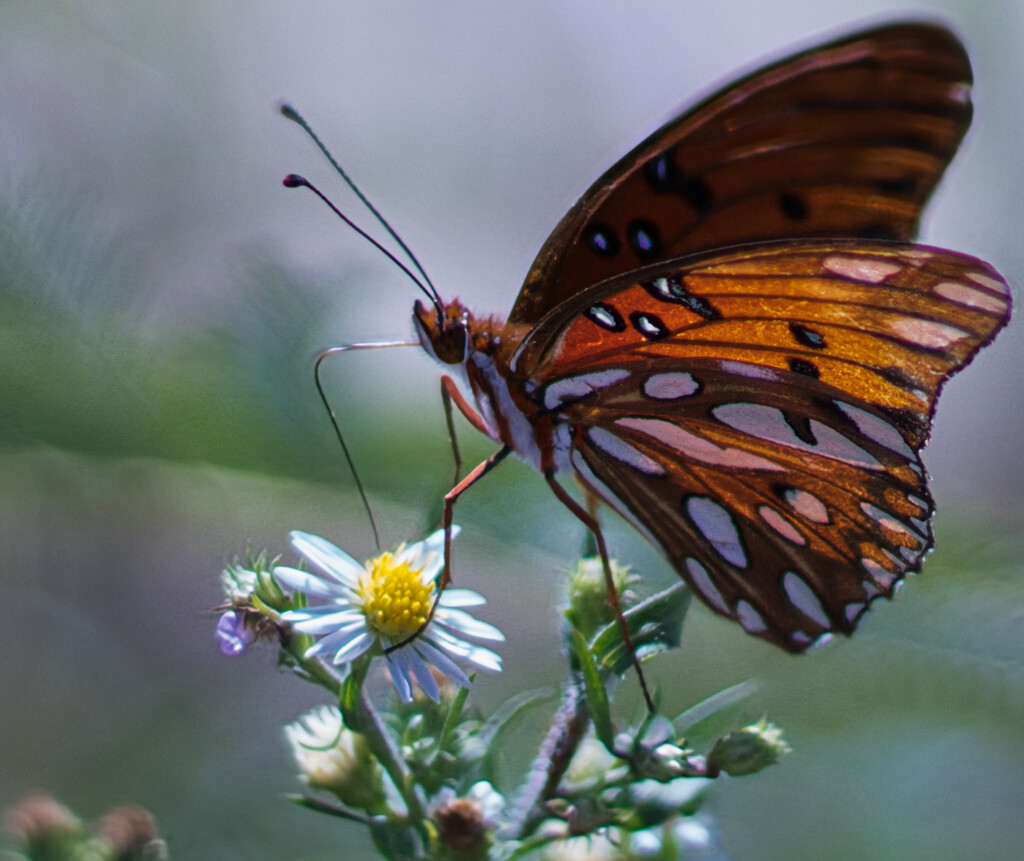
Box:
[414,299,472,366]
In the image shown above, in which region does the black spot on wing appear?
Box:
[628,219,662,259]
[678,175,714,213]
[639,275,720,320]
[790,323,827,349]
[788,358,820,378]
[643,152,714,213]
[585,302,626,332]
[630,311,670,341]
[778,192,809,222]
[644,154,678,192]
[584,223,621,258]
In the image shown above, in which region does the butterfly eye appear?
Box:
[414,300,470,366]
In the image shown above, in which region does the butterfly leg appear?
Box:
[384,444,512,657]
[440,375,492,488]
[439,444,512,589]
[544,470,656,714]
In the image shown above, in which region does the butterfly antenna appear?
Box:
[282,174,443,318]
[314,346,381,551]
[281,104,443,310]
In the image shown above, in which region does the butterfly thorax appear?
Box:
[414,299,566,472]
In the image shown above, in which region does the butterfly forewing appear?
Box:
[513,242,1009,648]
[512,23,972,325]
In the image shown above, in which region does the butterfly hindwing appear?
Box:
[564,360,932,650]
[513,241,1009,648]
[511,23,972,325]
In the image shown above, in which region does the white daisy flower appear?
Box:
[274,527,504,703]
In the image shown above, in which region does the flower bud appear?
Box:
[4,792,82,856]
[565,557,635,638]
[707,719,789,777]
[285,705,383,810]
[98,805,166,859]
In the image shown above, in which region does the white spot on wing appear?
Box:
[587,427,665,475]
[713,402,883,469]
[617,417,783,471]
[758,505,806,545]
[933,280,1007,314]
[685,496,747,568]
[836,401,915,459]
[823,255,901,283]
[890,317,970,349]
[899,249,935,265]
[784,488,829,524]
[966,270,1008,295]
[686,558,730,615]
[643,372,700,399]
[736,600,767,634]
[782,571,830,627]
[544,369,630,409]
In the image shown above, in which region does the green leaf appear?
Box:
[673,679,760,744]
[338,667,363,732]
[570,628,615,750]
[477,688,552,787]
[591,584,690,675]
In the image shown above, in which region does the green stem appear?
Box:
[355,672,427,825]
[506,678,591,839]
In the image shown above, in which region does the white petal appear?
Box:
[435,608,505,642]
[272,566,344,598]
[406,649,441,702]
[330,631,375,664]
[427,628,500,672]
[304,626,371,662]
[427,626,473,657]
[460,643,503,672]
[289,531,364,587]
[438,588,486,608]
[414,639,472,688]
[400,526,459,583]
[386,649,415,703]
[280,604,359,624]
[286,610,363,636]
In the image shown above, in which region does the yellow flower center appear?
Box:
[359,551,435,642]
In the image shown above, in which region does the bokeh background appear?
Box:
[1,2,1022,859]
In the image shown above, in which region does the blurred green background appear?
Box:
[1,2,1022,859]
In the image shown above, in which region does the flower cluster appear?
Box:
[211,526,788,861]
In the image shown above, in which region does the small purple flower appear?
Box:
[216,610,255,656]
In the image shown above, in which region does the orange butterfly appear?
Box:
[297,23,1011,654]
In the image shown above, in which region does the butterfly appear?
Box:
[300,22,1011,654]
